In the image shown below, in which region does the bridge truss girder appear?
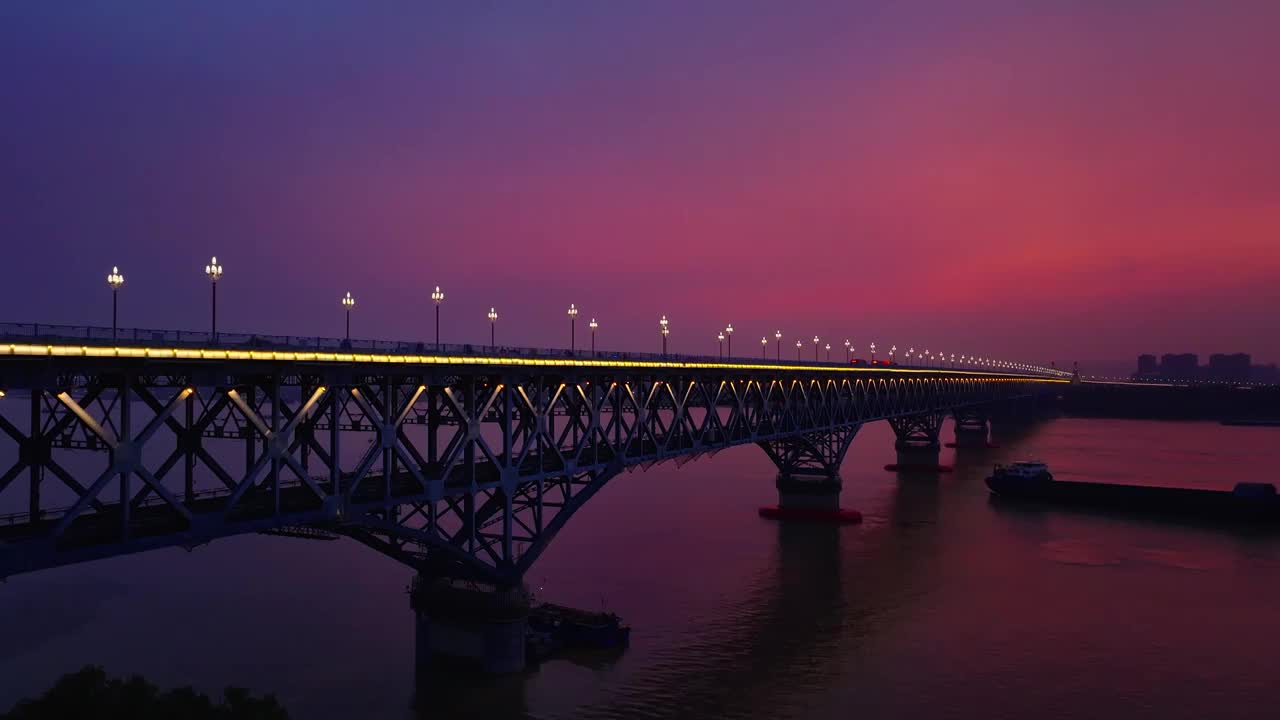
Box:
[758,425,861,482]
[887,411,948,451]
[0,357,1056,584]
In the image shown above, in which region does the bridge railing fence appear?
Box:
[0,322,1065,377]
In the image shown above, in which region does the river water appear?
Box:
[2,417,1279,719]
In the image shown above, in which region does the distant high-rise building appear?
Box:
[1160,353,1198,379]
[1136,354,1158,376]
[1208,353,1251,382]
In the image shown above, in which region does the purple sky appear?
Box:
[2,2,1278,368]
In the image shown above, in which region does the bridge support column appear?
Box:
[756,427,862,523]
[887,412,950,472]
[951,408,991,449]
[411,576,529,676]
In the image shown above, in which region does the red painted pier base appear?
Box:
[758,506,863,523]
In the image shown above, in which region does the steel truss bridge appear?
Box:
[0,324,1068,585]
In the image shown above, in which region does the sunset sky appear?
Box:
[2,2,1277,368]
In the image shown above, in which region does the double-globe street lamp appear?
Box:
[341,291,355,341]
[106,266,124,340]
[431,286,444,346]
[589,318,598,353]
[659,315,669,354]
[568,303,578,351]
[487,307,498,346]
[204,256,222,342]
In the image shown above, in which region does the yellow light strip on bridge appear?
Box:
[0,343,1071,383]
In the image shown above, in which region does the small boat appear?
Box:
[985,461,1280,524]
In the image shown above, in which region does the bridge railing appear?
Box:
[0,322,1068,377]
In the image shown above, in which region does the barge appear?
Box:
[985,461,1280,523]
[526,601,631,664]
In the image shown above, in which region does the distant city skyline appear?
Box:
[1133,351,1276,383]
[2,2,1277,365]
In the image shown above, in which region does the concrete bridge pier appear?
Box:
[775,473,842,512]
[411,575,529,678]
[757,426,862,522]
[951,408,991,449]
[887,412,950,472]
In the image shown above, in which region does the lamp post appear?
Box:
[567,303,578,351]
[341,291,355,340]
[909,347,915,367]
[844,339,851,362]
[431,286,444,347]
[717,331,725,359]
[924,349,930,368]
[825,343,831,362]
[870,342,877,363]
[204,256,222,342]
[488,307,498,347]
[813,336,820,361]
[761,336,767,359]
[659,315,669,355]
[795,339,802,360]
[890,344,897,365]
[589,318,598,353]
[725,323,734,357]
[106,266,124,340]
[775,330,782,360]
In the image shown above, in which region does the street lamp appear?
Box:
[924,349,930,368]
[488,307,498,347]
[870,342,877,363]
[204,256,222,342]
[795,339,802,360]
[431,286,444,347]
[890,344,897,364]
[660,315,669,355]
[844,339,851,362]
[813,335,820,361]
[341,291,355,340]
[775,330,782,361]
[825,343,831,362]
[717,331,725,359]
[589,318,598,353]
[761,336,768,359]
[567,303,578,351]
[106,266,124,340]
[725,323,734,357]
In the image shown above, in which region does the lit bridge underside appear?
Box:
[0,337,1066,584]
